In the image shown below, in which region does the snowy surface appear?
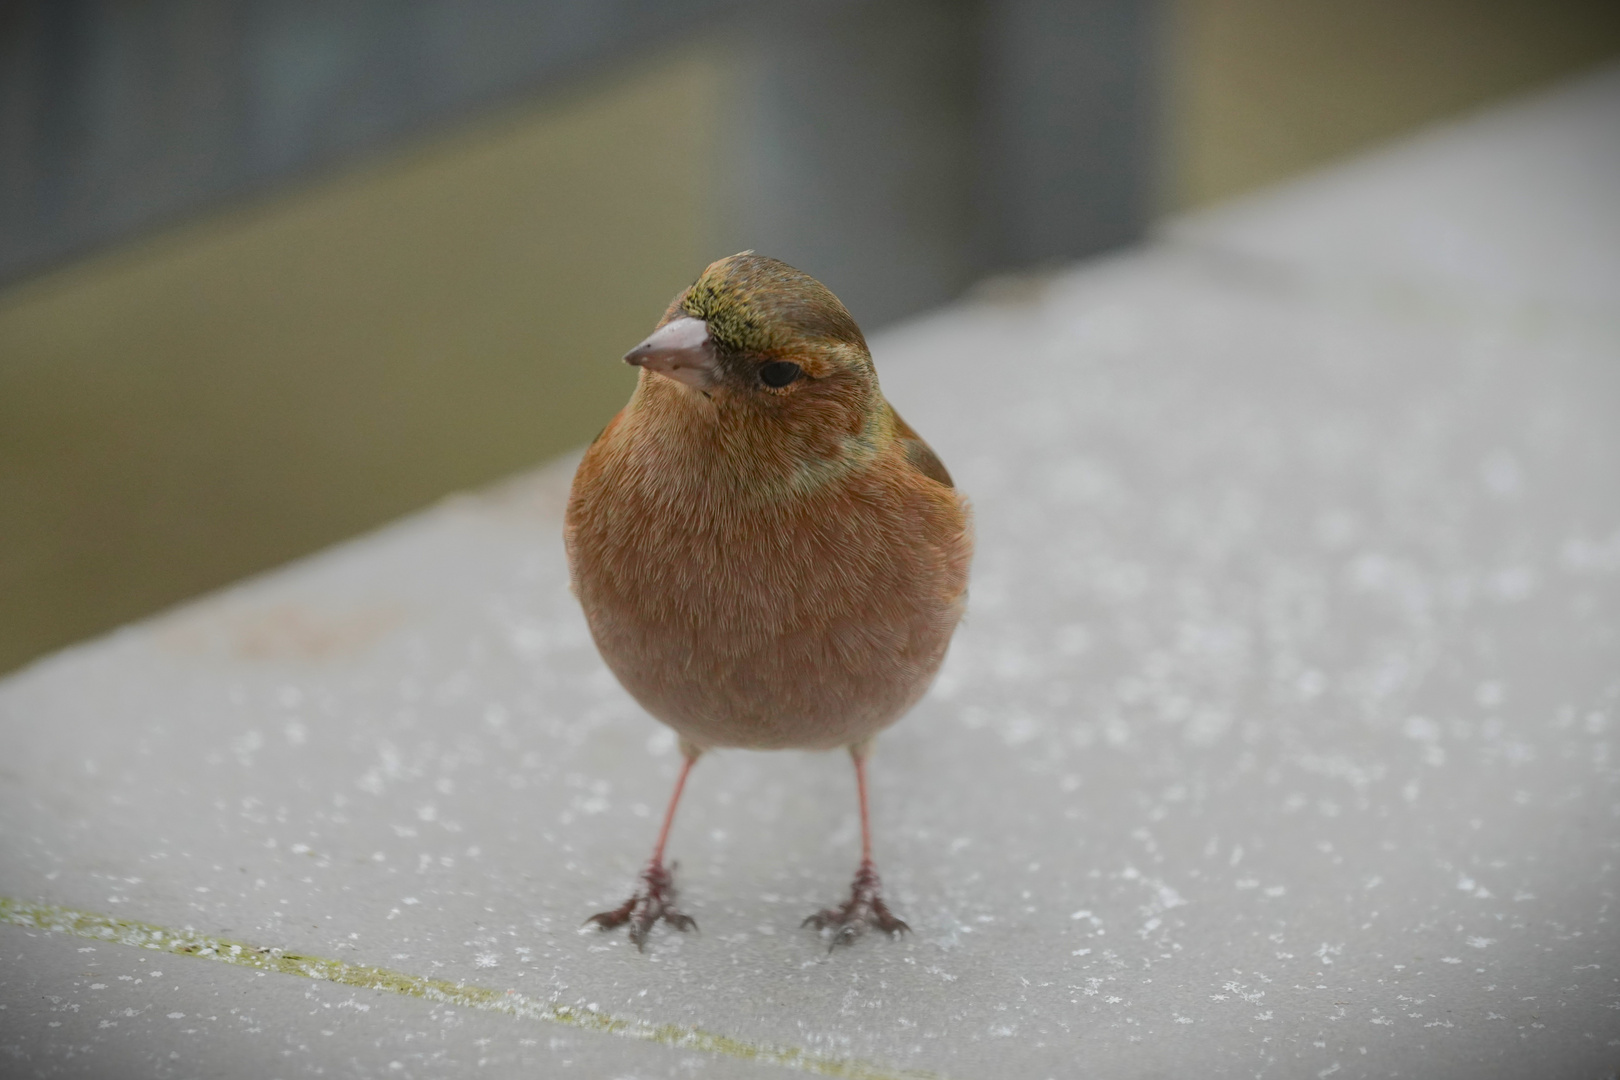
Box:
[3,64,1619,1080]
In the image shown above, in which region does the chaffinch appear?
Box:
[565,253,971,948]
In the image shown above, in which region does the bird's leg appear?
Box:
[587,750,699,950]
[804,747,910,948]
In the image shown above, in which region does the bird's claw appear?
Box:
[803,861,909,950]
[587,863,696,950]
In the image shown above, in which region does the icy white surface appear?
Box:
[3,64,1619,1080]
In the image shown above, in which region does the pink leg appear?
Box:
[804,747,909,948]
[649,751,696,867]
[855,751,875,866]
[587,752,699,950]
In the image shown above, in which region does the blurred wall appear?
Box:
[0,50,720,673]
[1169,0,1620,208]
[2,0,1618,676]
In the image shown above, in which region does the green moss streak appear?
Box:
[0,896,940,1080]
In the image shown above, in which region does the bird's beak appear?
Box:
[623,316,717,390]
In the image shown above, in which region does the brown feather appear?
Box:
[565,255,971,752]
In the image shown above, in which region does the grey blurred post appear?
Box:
[711,0,977,328]
[974,0,1161,271]
[713,0,1160,325]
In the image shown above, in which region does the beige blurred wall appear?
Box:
[0,48,722,673]
[3,3,1619,675]
[1169,0,1620,208]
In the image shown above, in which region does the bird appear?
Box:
[564,252,971,949]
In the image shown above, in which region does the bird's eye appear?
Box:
[759,361,802,388]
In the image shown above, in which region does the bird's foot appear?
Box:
[586,862,696,950]
[803,861,909,949]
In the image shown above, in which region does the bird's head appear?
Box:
[623,253,876,412]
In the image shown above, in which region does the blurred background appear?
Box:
[2,0,1618,676]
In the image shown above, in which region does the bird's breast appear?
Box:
[565,429,969,750]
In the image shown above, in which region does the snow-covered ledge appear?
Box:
[3,63,1617,1079]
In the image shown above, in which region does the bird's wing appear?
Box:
[887,404,954,489]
